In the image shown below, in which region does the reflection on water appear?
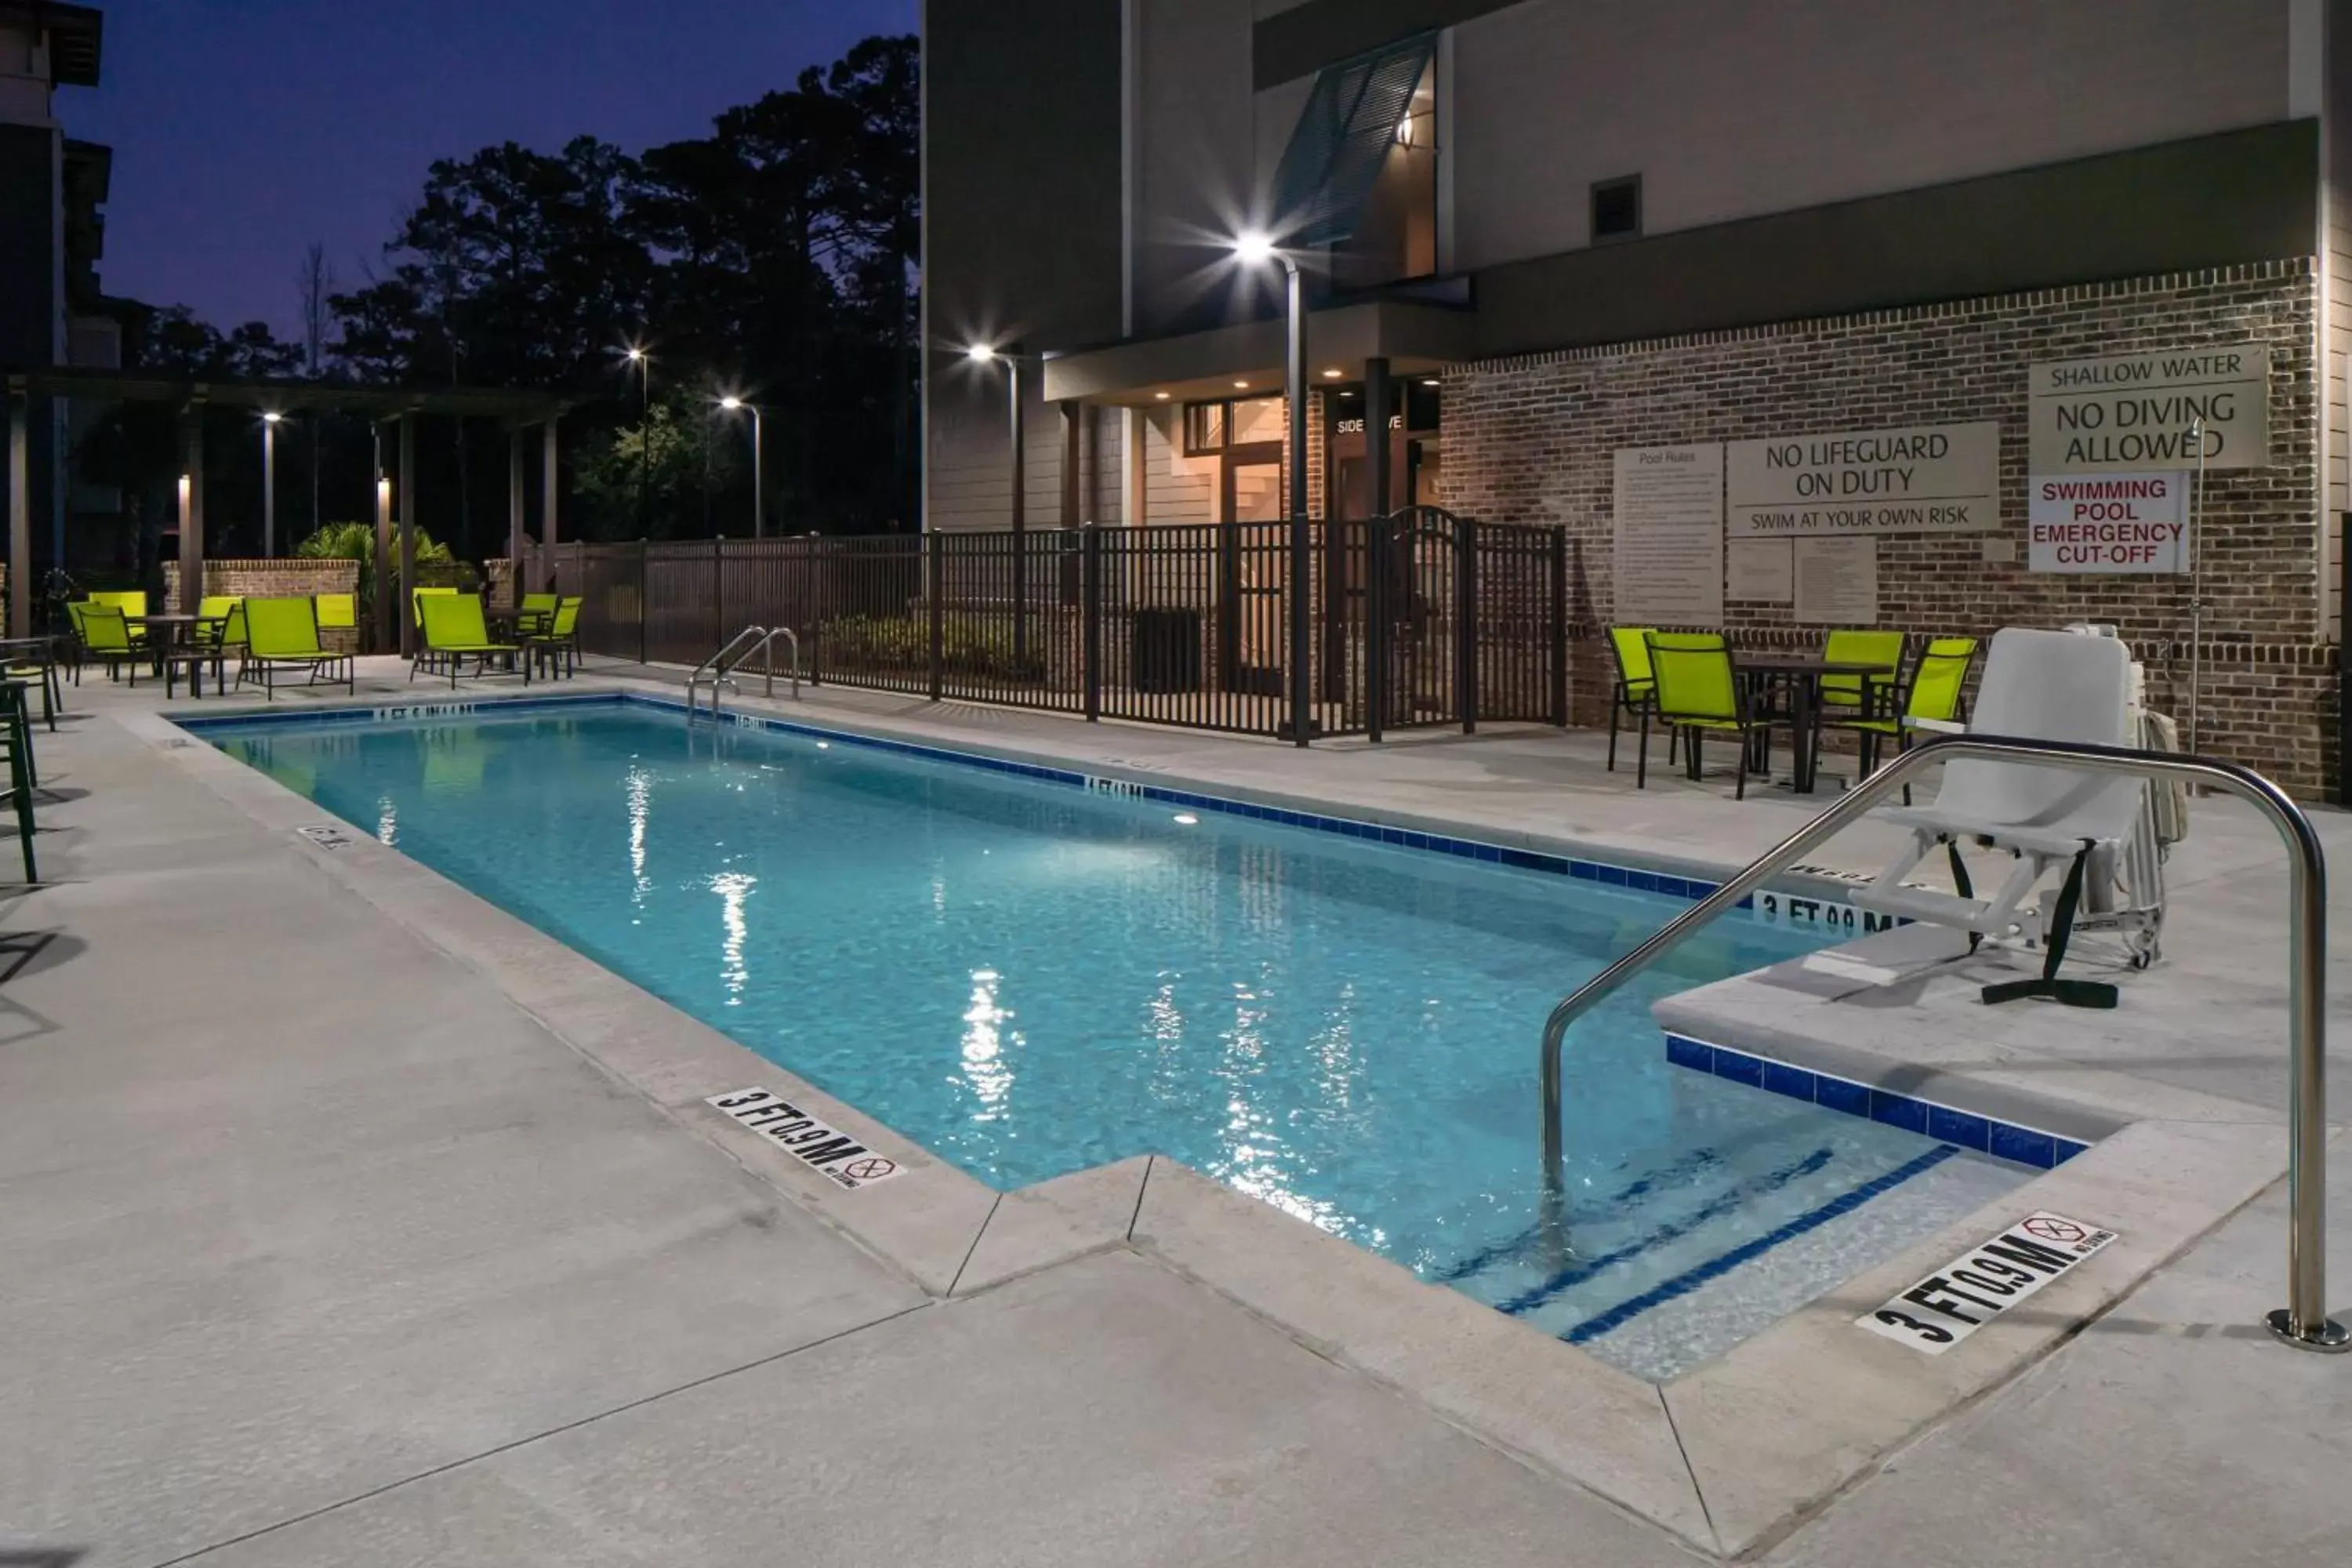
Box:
[960,967,1015,1116]
[709,869,754,1004]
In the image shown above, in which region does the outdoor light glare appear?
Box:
[965,343,997,363]
[1232,230,1276,267]
[719,395,743,410]
[261,410,283,423]
[624,346,646,362]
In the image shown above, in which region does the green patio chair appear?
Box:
[1606,625,1676,775]
[0,677,37,883]
[524,595,581,679]
[1822,636,1980,802]
[240,596,355,699]
[1817,629,1907,720]
[1642,631,1789,800]
[411,584,459,630]
[414,593,526,690]
[74,603,141,684]
[314,592,358,634]
[514,591,559,639]
[87,590,151,646]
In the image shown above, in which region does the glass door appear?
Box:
[1221,448,1286,698]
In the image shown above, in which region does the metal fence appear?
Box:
[524,506,1568,743]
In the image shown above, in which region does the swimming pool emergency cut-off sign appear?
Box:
[706,1087,903,1189]
[2029,347,2267,471]
[1858,1210,2119,1354]
[2028,471,2189,572]
[1726,422,1999,535]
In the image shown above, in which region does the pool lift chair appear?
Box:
[1849,626,2169,1008]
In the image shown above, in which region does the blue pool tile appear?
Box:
[1402,831,1429,851]
[1989,1124,2058,1169]
[2053,1138,2091,1165]
[1814,1075,1872,1118]
[1711,1050,1764,1087]
[1734,894,1755,910]
[1382,827,1404,844]
[1597,864,1628,886]
[1626,869,1658,892]
[1761,1061,1817,1103]
[1475,844,1501,862]
[1569,860,1600,881]
[1926,1105,1991,1152]
[1533,855,1570,877]
[1664,1035,1712,1073]
[1870,1091,1930,1135]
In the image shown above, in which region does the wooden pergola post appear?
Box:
[540,419,560,589]
[180,402,205,614]
[6,388,27,638]
[397,410,417,658]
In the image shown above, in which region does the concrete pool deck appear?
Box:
[2,657,2346,1566]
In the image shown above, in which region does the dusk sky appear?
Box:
[68,0,917,336]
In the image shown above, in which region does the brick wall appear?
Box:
[1436,259,2334,795]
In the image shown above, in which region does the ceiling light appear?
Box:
[1153,391,1171,401]
[1421,377,1440,387]
[1233,379,1250,389]
[1322,368,1343,379]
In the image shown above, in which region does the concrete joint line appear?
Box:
[136,1300,933,1568]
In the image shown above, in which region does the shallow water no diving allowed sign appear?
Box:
[1858,1210,2118,1353]
[706,1088,903,1189]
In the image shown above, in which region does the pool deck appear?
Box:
[2,656,2345,1567]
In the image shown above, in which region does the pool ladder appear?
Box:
[1537,734,2345,1353]
[688,625,800,718]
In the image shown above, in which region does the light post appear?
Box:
[966,343,1027,668]
[1232,230,1311,746]
[260,410,282,557]
[719,396,764,539]
[623,345,651,536]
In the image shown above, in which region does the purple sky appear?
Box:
[67,0,916,336]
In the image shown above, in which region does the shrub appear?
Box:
[818,613,1047,684]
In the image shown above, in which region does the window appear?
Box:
[1268,32,1439,290]
[1592,175,1642,242]
[1185,396,1283,454]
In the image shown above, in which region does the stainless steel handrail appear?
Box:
[746,626,800,701]
[1538,734,2347,1352]
[688,626,765,718]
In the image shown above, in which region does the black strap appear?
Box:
[1982,847,2118,1008]
[1945,840,1983,955]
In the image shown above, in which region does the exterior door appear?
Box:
[1220,445,1285,697]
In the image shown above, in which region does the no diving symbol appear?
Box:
[2023,1215,2089,1244]
[840,1157,897,1181]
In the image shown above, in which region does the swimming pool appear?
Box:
[206,697,2029,1379]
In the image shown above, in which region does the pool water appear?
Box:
[212,702,2028,1379]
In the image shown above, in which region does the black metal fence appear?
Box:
[524,506,1567,743]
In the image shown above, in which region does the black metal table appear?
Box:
[1732,652,1896,794]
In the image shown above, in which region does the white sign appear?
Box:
[1859,1210,2119,1354]
[297,825,354,851]
[706,1088,902,1189]
[1792,536,1878,624]
[2028,472,2190,573]
[1725,538,1793,601]
[2030,346,2267,471]
[1727,422,1998,536]
[1613,444,1725,626]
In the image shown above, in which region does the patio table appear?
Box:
[128,614,230,699]
[1730,652,1896,795]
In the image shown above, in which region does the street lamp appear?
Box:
[718,396,764,539]
[622,344,652,535]
[965,342,1027,667]
[1230,230,1311,746]
[260,410,282,557]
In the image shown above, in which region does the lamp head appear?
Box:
[718,395,743,411]
[623,346,647,363]
[1231,230,1276,267]
[261,411,283,424]
[964,343,998,364]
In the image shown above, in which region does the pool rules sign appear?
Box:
[2028,471,2189,573]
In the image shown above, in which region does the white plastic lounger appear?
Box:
[1851,627,2156,1007]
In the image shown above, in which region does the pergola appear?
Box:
[4,368,573,653]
